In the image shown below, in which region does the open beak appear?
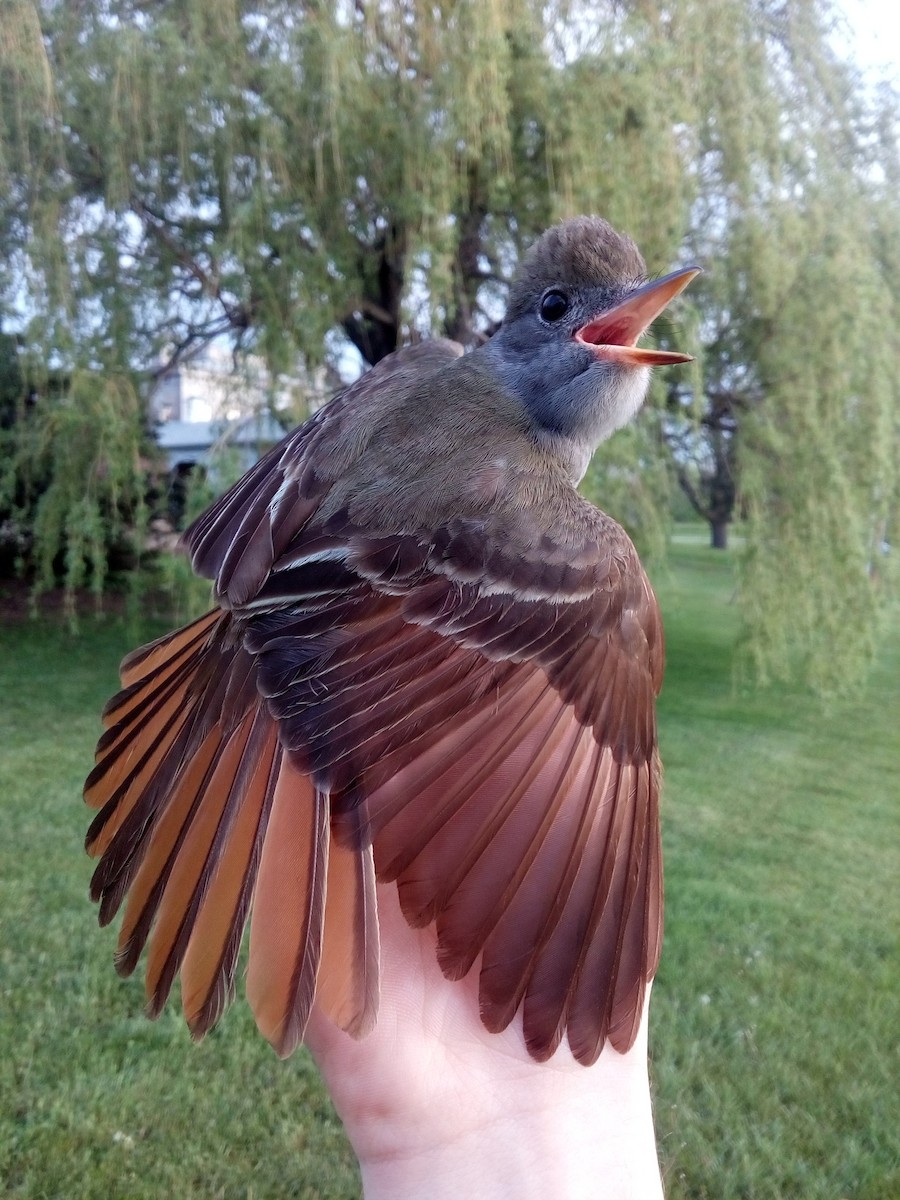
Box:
[575,266,700,366]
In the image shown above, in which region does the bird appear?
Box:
[84,215,698,1068]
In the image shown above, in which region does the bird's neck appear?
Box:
[477,337,643,486]
[532,428,594,485]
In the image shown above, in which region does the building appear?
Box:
[149,340,333,473]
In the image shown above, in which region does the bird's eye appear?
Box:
[539,290,569,323]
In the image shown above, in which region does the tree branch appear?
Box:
[673,462,713,523]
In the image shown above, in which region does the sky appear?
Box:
[836,0,900,82]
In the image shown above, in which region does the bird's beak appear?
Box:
[575,266,701,366]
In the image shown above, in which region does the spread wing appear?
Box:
[87,338,664,1066]
[185,362,664,1064]
[247,518,662,1064]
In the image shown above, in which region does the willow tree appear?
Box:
[659,2,900,690]
[0,0,897,689]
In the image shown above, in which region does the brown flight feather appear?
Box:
[246,756,328,1057]
[181,718,281,1036]
[316,836,380,1039]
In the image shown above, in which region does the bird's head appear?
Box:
[484,216,699,479]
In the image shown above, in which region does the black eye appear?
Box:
[539,290,569,323]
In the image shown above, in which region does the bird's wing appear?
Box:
[84,343,460,1056]
[85,345,464,1055]
[186,338,465,607]
[181,351,665,1064]
[88,340,663,1065]
[221,499,663,1065]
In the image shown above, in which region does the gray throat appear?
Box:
[479,334,650,484]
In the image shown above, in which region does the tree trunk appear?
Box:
[710,519,729,550]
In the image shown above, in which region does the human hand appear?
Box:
[305,884,664,1200]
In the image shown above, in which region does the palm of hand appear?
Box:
[305,885,662,1200]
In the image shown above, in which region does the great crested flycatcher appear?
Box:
[85,216,698,1067]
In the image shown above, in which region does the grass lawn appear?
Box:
[1,540,897,1198]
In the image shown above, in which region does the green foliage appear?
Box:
[657,3,900,690]
[0,370,149,606]
[735,187,900,694]
[0,0,898,692]
[146,445,248,624]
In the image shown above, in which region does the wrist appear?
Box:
[306,889,663,1200]
[345,1029,661,1200]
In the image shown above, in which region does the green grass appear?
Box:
[1,543,897,1198]
[651,542,899,1199]
[0,617,357,1199]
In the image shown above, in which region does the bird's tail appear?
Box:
[84,609,378,1055]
